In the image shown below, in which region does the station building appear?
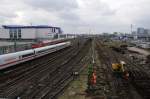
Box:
[0,25,63,54]
[0,25,62,41]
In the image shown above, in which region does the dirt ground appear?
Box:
[58,65,90,99]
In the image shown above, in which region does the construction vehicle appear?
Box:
[112,61,129,79]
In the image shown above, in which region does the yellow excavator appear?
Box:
[112,61,129,79]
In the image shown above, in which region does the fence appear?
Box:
[0,43,32,55]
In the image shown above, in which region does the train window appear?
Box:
[38,49,48,53]
[22,53,34,58]
[38,48,55,53]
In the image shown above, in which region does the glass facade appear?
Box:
[9,29,22,39]
[18,29,21,39]
[9,29,13,39]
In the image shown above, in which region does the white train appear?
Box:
[0,41,71,70]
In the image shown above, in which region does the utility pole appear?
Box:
[92,32,95,64]
[13,31,18,52]
[131,24,133,34]
[14,38,17,52]
[14,34,17,52]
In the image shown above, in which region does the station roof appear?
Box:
[2,25,61,29]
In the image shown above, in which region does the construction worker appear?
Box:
[91,70,97,85]
[123,71,129,80]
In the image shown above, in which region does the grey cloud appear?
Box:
[58,10,80,21]
[0,10,17,18]
[135,16,150,28]
[100,7,116,16]
[0,0,26,22]
[24,0,78,11]
[23,0,81,28]
[81,0,116,16]
[0,0,150,33]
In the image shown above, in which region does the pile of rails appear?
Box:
[109,44,127,54]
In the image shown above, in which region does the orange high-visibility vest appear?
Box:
[124,72,129,80]
[93,72,97,84]
[91,71,97,85]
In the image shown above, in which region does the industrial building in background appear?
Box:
[131,27,150,41]
[0,25,62,41]
[0,25,77,54]
[111,27,150,49]
[130,27,150,48]
[0,25,67,54]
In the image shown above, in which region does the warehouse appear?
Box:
[0,25,62,41]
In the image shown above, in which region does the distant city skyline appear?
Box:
[0,0,150,33]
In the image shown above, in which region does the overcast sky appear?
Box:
[0,0,150,33]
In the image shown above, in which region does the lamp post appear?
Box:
[14,37,17,52]
[131,24,133,34]
[13,32,17,52]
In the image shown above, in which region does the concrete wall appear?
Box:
[55,28,60,33]
[21,28,36,39]
[0,28,9,39]
[36,28,56,39]
[0,27,61,40]
[37,28,50,39]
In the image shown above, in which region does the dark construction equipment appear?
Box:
[112,61,129,80]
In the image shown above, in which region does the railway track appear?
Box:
[113,49,150,99]
[0,38,91,98]
[95,39,134,99]
[100,38,150,99]
[28,39,91,99]
[130,71,150,99]
[42,40,91,99]
[0,42,76,98]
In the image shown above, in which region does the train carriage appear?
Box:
[0,41,71,70]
